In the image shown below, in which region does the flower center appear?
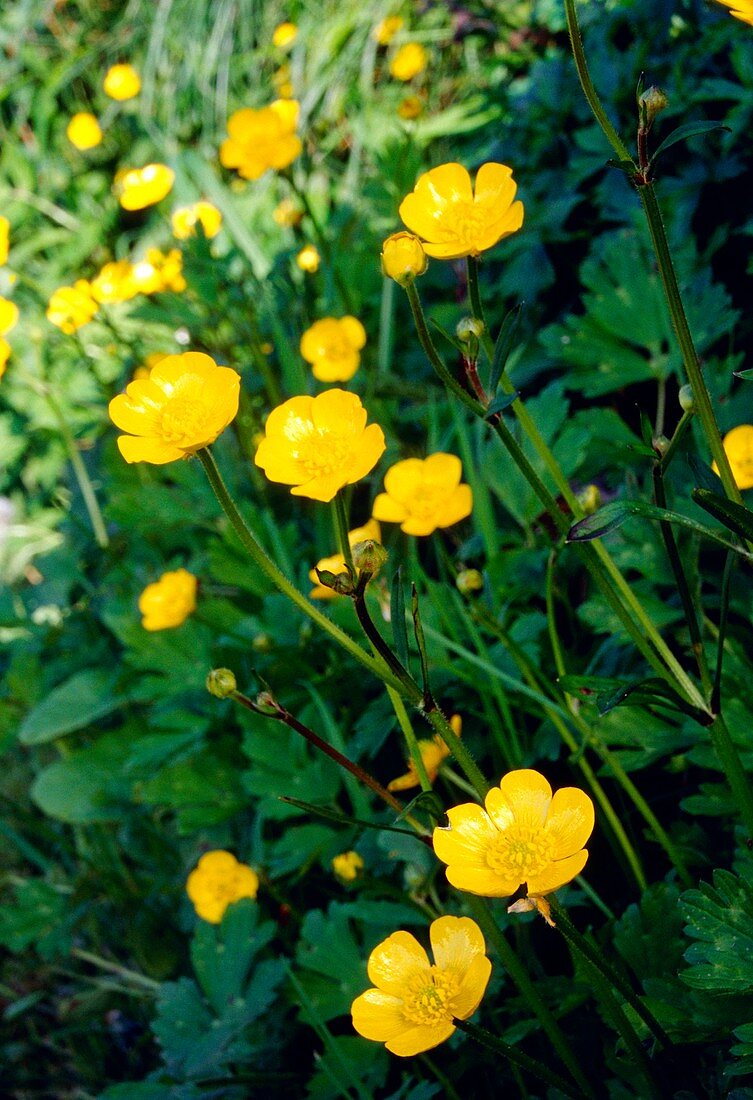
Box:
[407,484,448,522]
[485,825,553,882]
[402,966,457,1026]
[294,432,351,477]
[437,201,487,248]
[159,395,208,446]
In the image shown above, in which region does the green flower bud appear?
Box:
[678,384,695,413]
[206,668,237,698]
[638,86,669,127]
[456,568,484,595]
[352,539,388,577]
[456,316,485,343]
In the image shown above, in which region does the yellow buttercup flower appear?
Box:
[381,232,427,286]
[273,198,302,227]
[399,162,524,260]
[388,715,461,792]
[351,916,491,1056]
[66,112,103,150]
[296,244,320,273]
[131,352,168,382]
[332,851,364,881]
[255,389,386,502]
[131,248,186,294]
[309,518,381,598]
[46,281,98,333]
[115,164,175,211]
[109,351,240,464]
[433,769,595,898]
[713,425,753,490]
[300,316,366,383]
[103,63,141,100]
[373,15,404,44]
[186,850,259,923]
[0,298,19,335]
[139,568,198,631]
[90,260,137,304]
[389,42,427,81]
[372,453,472,537]
[272,21,298,47]
[172,201,223,240]
[715,0,753,25]
[0,338,10,378]
[397,95,423,120]
[220,100,302,181]
[0,216,9,265]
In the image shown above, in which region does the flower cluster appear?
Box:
[115,163,175,211]
[186,850,259,923]
[332,851,364,881]
[138,568,198,631]
[220,100,302,180]
[171,201,222,240]
[46,280,99,334]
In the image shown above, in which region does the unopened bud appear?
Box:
[381,232,428,287]
[252,632,272,652]
[352,539,388,577]
[577,484,602,515]
[315,567,355,596]
[678,383,695,413]
[206,668,237,698]
[653,434,670,457]
[456,316,485,343]
[255,690,278,713]
[638,86,669,128]
[456,568,484,595]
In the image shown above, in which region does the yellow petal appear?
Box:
[371,492,407,524]
[383,458,425,505]
[108,393,160,436]
[472,201,525,253]
[486,769,552,831]
[268,134,303,169]
[450,953,492,1020]
[254,437,307,485]
[473,162,515,205]
[117,435,184,464]
[349,518,381,545]
[436,483,473,528]
[400,514,442,536]
[367,930,430,995]
[544,787,595,860]
[386,1020,455,1057]
[270,98,300,130]
[340,315,367,350]
[311,347,359,382]
[351,988,406,1043]
[291,469,348,502]
[344,423,386,483]
[420,239,480,261]
[429,915,486,972]
[422,452,462,489]
[312,388,367,435]
[399,163,473,242]
[445,864,521,897]
[525,849,589,896]
[432,803,497,869]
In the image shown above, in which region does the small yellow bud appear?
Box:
[351,539,388,577]
[206,668,237,698]
[296,244,320,273]
[381,232,427,287]
[577,484,602,515]
[456,568,484,595]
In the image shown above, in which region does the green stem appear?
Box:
[386,685,433,793]
[467,897,597,1099]
[707,712,753,837]
[333,492,355,576]
[197,448,402,690]
[456,1020,583,1099]
[71,948,160,991]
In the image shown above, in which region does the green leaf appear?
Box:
[485,390,519,418]
[18,668,120,745]
[0,880,70,959]
[651,120,731,165]
[733,367,753,382]
[390,567,409,669]
[488,303,523,393]
[190,900,274,1015]
[692,488,753,543]
[31,734,131,824]
[680,869,753,994]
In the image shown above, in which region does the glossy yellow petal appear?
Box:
[290,469,349,502]
[270,98,300,129]
[399,163,472,241]
[473,162,516,205]
[436,484,473,528]
[486,769,552,831]
[108,393,161,436]
[429,915,486,973]
[311,347,359,382]
[351,989,407,1043]
[472,201,525,253]
[371,492,407,524]
[386,1021,455,1057]
[432,803,497,869]
[383,458,426,504]
[367,930,430,995]
[422,452,462,489]
[268,134,303,170]
[0,299,20,336]
[254,437,307,484]
[344,423,386,482]
[544,787,595,860]
[420,239,480,261]
[400,513,443,536]
[349,518,381,545]
[340,316,367,350]
[450,953,493,1020]
[117,435,184,464]
[445,864,521,897]
[525,849,589,896]
[312,387,367,434]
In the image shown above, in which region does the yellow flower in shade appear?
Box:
[712,425,753,489]
[273,198,303,228]
[103,63,141,100]
[389,42,427,81]
[332,851,364,881]
[388,715,461,792]
[115,164,175,211]
[433,769,595,898]
[300,316,367,383]
[0,298,19,335]
[351,916,491,1056]
[0,338,10,378]
[66,112,103,150]
[272,21,298,48]
[172,201,223,240]
[186,850,259,923]
[131,248,186,294]
[255,389,386,502]
[372,453,472,537]
[46,281,98,333]
[381,232,427,287]
[309,518,382,598]
[0,216,9,265]
[373,15,404,44]
[139,567,198,631]
[296,244,320,273]
[715,0,753,25]
[399,162,524,260]
[397,95,423,120]
[220,101,302,181]
[109,351,240,464]
[90,260,137,304]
